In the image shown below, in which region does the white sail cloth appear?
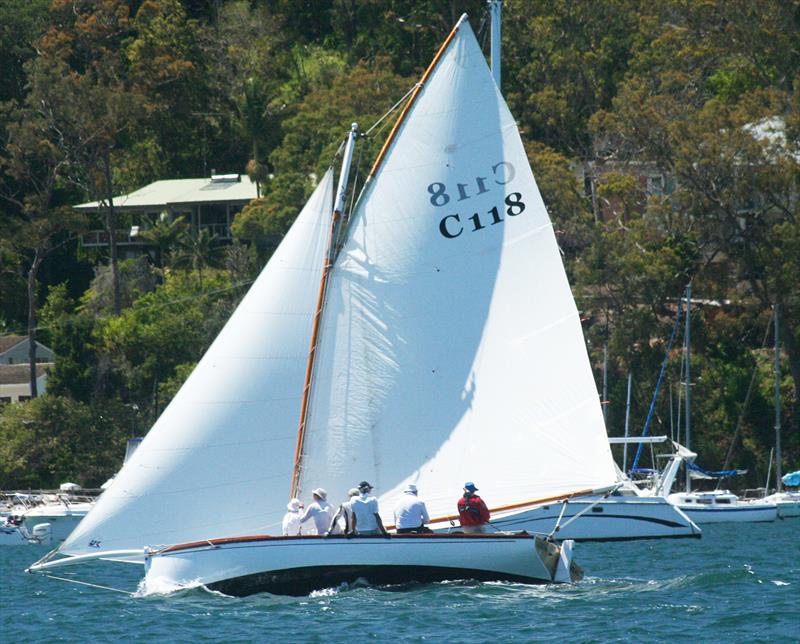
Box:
[297,20,617,523]
[59,170,335,557]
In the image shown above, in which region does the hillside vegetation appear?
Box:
[0,0,798,489]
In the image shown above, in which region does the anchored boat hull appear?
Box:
[145,533,575,597]
[488,497,701,541]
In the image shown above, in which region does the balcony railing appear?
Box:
[80,231,148,247]
[81,225,232,247]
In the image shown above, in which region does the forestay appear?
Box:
[297,19,617,523]
[59,170,335,558]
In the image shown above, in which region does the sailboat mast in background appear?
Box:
[684,283,693,492]
[774,303,782,493]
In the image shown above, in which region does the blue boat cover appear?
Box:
[687,462,746,478]
[782,471,800,487]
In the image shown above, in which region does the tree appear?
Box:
[587,0,800,465]
[138,213,188,272]
[28,0,142,315]
[1,105,86,396]
[0,396,129,489]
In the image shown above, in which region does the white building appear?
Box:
[0,336,54,404]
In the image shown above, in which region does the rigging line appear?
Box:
[40,572,134,595]
[716,311,774,489]
[549,485,622,536]
[631,296,684,473]
[363,83,422,137]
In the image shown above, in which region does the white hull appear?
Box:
[667,492,777,524]
[489,497,701,541]
[22,511,87,542]
[144,533,576,596]
[759,493,800,518]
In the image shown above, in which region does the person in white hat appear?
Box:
[393,484,431,534]
[299,488,334,535]
[282,498,304,536]
[326,487,360,535]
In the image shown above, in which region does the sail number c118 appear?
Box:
[427,162,524,239]
[438,193,526,238]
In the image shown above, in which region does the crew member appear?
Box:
[282,498,303,536]
[327,487,360,535]
[300,488,334,535]
[457,481,490,533]
[394,484,431,534]
[350,481,389,536]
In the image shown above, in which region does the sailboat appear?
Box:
[745,305,800,518]
[29,15,621,595]
[658,286,777,523]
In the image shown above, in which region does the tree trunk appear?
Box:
[27,250,43,398]
[103,150,121,315]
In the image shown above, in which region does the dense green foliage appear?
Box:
[0,0,797,490]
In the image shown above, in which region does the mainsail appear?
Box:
[58,170,335,558]
[296,18,617,522]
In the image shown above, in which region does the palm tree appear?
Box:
[176,227,222,288]
[138,212,187,274]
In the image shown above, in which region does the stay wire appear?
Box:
[39,572,134,595]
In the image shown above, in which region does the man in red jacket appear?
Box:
[457,482,491,533]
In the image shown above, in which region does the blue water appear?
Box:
[3,521,798,642]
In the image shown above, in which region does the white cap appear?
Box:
[312,488,327,500]
[404,484,418,494]
[287,498,301,511]
[347,488,360,497]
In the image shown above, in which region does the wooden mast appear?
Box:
[291,123,359,499]
[368,14,467,178]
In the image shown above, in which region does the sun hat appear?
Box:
[464,482,478,492]
[312,487,327,500]
[404,484,418,494]
[347,488,360,497]
[287,498,301,511]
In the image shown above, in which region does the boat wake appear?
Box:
[135,576,230,598]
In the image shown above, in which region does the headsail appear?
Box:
[59,170,335,558]
[297,18,617,522]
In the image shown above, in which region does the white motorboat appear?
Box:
[1,517,51,546]
[10,493,94,542]
[20,497,93,542]
[30,14,621,594]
